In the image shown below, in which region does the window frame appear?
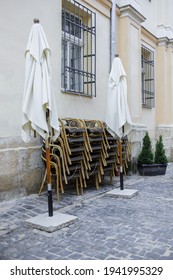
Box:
[141,45,155,108]
[61,0,96,97]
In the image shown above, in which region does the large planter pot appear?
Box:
[138,163,168,176]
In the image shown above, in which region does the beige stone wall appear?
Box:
[116,5,149,165]
[155,125,173,160]
[155,40,173,125]
[141,0,173,160]
[117,6,145,124]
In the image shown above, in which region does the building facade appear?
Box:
[116,0,173,168]
[0,0,173,199]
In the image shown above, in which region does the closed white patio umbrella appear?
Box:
[22,19,60,216]
[106,56,132,190]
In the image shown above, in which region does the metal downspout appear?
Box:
[111,0,116,64]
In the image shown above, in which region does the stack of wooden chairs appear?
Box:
[39,118,131,202]
[81,119,107,190]
[101,121,131,177]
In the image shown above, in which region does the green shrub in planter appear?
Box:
[138,133,168,176]
[154,135,168,164]
[138,132,154,164]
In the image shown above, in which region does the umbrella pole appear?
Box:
[46,138,53,217]
[119,125,124,190]
[119,139,124,190]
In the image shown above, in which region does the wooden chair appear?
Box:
[57,118,88,194]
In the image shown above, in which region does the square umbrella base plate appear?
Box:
[26,211,78,233]
[106,188,138,199]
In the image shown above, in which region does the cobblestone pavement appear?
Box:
[0,164,173,260]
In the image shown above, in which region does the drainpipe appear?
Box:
[111,0,117,64]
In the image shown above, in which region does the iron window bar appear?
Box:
[141,45,155,108]
[61,0,96,97]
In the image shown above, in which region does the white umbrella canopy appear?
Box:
[106,56,132,190]
[22,20,60,216]
[106,57,132,138]
[22,21,60,142]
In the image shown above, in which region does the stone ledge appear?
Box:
[26,212,78,233]
[106,188,138,198]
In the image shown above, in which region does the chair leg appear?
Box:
[79,174,83,195]
[99,159,104,175]
[55,169,60,203]
[76,178,80,195]
[110,171,113,184]
[81,162,85,179]
[95,175,99,190]
[59,171,64,194]
[98,170,102,183]
[83,177,87,188]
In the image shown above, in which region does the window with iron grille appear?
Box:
[141,45,155,108]
[61,0,96,97]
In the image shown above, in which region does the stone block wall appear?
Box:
[128,125,147,174]
[0,136,44,201]
[155,125,173,162]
